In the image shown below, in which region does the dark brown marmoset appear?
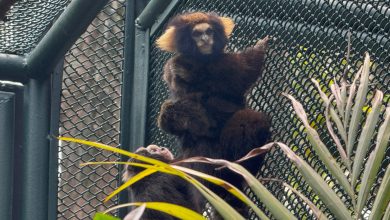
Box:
[155,12,272,218]
[122,145,199,220]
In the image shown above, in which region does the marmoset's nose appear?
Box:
[201,33,209,41]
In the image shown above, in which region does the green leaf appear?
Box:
[325,95,349,169]
[189,178,245,220]
[347,53,371,156]
[172,164,269,220]
[330,82,344,118]
[312,79,347,144]
[340,81,347,115]
[361,108,390,217]
[59,137,172,168]
[124,204,146,220]
[105,202,206,220]
[180,150,298,220]
[284,93,354,199]
[93,213,120,220]
[344,67,361,140]
[352,90,383,187]
[107,167,158,202]
[277,143,352,220]
[282,182,328,220]
[356,107,389,215]
[62,137,244,219]
[369,164,390,220]
[383,203,390,220]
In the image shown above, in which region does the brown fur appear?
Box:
[123,146,198,220]
[155,12,272,218]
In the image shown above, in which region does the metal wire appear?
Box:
[0,0,70,55]
[1,0,388,219]
[57,0,125,219]
[146,0,390,219]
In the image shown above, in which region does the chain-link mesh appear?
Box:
[1,0,389,219]
[145,0,389,219]
[0,0,70,55]
[58,0,125,219]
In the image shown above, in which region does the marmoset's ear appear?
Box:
[219,17,235,37]
[156,26,177,52]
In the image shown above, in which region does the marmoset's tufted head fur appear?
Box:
[156,12,235,57]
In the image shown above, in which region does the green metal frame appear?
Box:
[127,0,171,149]
[125,0,180,151]
[0,0,110,219]
[0,91,15,220]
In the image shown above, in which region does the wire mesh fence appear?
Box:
[145,0,389,219]
[0,0,70,55]
[57,0,125,219]
[0,0,389,219]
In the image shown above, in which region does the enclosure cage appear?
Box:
[0,0,389,219]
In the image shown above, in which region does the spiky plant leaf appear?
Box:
[347,53,371,156]
[172,164,269,220]
[93,213,120,220]
[284,93,354,198]
[312,79,347,145]
[356,107,389,215]
[276,143,352,220]
[123,204,146,220]
[61,137,244,220]
[105,202,206,220]
[368,164,390,220]
[179,152,297,220]
[352,90,383,187]
[344,68,361,136]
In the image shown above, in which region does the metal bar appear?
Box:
[129,27,150,150]
[19,78,51,220]
[0,53,28,83]
[26,0,110,78]
[0,83,24,220]
[118,0,136,217]
[47,61,64,220]
[150,0,180,36]
[0,91,15,220]
[136,0,172,30]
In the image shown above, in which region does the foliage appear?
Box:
[283,53,390,219]
[60,54,389,220]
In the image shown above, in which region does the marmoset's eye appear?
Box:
[205,28,213,35]
[192,30,202,38]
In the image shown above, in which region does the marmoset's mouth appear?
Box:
[198,44,213,54]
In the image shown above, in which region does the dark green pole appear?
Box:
[136,0,172,29]
[15,0,110,219]
[118,0,136,216]
[47,61,64,220]
[0,91,15,220]
[19,78,51,220]
[0,54,28,83]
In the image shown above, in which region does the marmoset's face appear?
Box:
[191,23,214,55]
[144,145,174,161]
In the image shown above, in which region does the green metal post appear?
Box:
[118,0,136,217]
[128,27,150,150]
[19,78,51,220]
[47,61,64,220]
[0,91,15,220]
[136,0,172,29]
[0,53,28,83]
